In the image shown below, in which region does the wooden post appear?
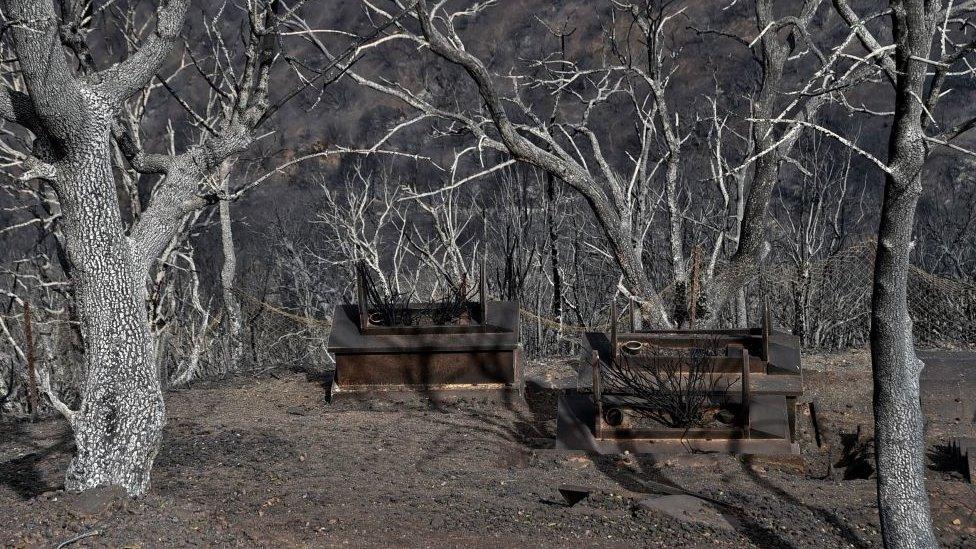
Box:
[480,253,488,327]
[356,261,369,333]
[741,348,751,438]
[689,246,702,329]
[761,297,771,362]
[628,299,636,333]
[24,301,38,419]
[591,350,604,438]
[609,300,618,364]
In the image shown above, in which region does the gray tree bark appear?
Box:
[218,160,243,371]
[872,1,938,546]
[1,0,279,495]
[1,0,189,494]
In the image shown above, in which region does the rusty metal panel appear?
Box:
[329,302,519,354]
[334,350,515,386]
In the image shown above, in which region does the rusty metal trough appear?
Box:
[327,265,522,399]
[558,304,803,455]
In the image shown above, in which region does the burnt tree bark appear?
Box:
[0,0,281,495]
[0,0,189,494]
[871,1,938,546]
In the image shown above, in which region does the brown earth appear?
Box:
[1,350,975,548]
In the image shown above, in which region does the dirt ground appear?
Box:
[2,349,975,548]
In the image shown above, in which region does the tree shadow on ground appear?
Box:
[927,442,969,480]
[738,457,872,548]
[591,453,800,549]
[0,426,74,499]
[835,426,875,480]
[405,377,561,453]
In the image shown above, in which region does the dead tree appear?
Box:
[217,160,243,372]
[0,0,291,495]
[691,0,839,322]
[869,5,939,543]
[764,0,976,545]
[772,133,867,346]
[338,0,697,325]
[346,1,877,328]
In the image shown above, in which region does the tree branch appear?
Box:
[94,0,189,107]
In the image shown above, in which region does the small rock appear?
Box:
[287,405,309,416]
[715,410,736,425]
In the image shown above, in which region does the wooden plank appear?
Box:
[594,372,802,397]
[749,395,790,439]
[750,374,803,396]
[334,350,515,386]
[767,331,802,374]
[330,381,519,402]
[611,355,765,373]
[598,426,745,440]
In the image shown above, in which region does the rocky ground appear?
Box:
[1,349,975,548]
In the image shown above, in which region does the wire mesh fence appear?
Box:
[3,239,976,417]
[239,240,976,363]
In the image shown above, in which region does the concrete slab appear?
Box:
[638,494,737,531]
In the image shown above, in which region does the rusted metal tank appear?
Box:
[558,302,803,455]
[327,300,521,399]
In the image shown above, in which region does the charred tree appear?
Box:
[0,0,284,494]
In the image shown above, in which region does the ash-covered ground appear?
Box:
[1,350,974,548]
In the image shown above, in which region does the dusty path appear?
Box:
[1,351,974,548]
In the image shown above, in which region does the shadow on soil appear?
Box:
[927,442,970,480]
[588,452,804,549]
[0,425,73,499]
[835,426,875,480]
[739,458,872,548]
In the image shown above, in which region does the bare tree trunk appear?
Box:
[0,0,190,494]
[707,0,826,322]
[735,289,748,328]
[56,143,165,495]
[0,0,281,495]
[545,173,563,323]
[872,174,933,549]
[871,1,937,546]
[218,161,243,370]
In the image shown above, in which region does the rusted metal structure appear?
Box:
[951,438,976,483]
[327,262,521,399]
[558,302,803,455]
